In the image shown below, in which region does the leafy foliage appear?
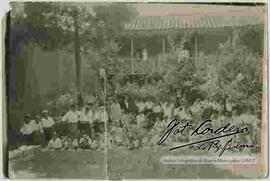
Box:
[162,33,262,117]
[120,82,163,99]
[215,36,262,115]
[45,84,78,115]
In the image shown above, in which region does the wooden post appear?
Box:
[194,35,198,68]
[130,37,134,74]
[95,76,98,96]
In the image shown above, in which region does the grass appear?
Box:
[9,147,248,179]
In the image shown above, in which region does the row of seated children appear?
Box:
[47,132,105,151]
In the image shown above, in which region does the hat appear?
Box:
[87,102,93,106]
[71,104,76,108]
[36,115,42,118]
[24,114,31,118]
[42,110,48,114]
[100,106,106,109]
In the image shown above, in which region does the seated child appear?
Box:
[79,134,92,149]
[61,136,72,150]
[148,129,160,148]
[153,117,163,130]
[108,137,113,148]
[114,125,124,146]
[72,137,79,151]
[133,139,140,149]
[48,132,62,150]
[60,136,66,146]
[126,131,134,150]
[142,135,149,147]
[91,139,98,150]
[99,134,105,150]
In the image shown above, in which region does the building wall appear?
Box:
[8,43,98,129]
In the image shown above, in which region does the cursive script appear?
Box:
[189,138,258,156]
[158,119,252,156]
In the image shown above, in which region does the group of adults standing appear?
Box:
[20,110,55,145]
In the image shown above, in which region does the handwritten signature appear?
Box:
[158,119,257,156]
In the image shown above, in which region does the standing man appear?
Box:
[127,96,137,114]
[119,95,128,113]
[35,115,46,145]
[79,105,93,135]
[41,110,55,142]
[142,47,148,61]
[136,111,146,128]
[62,104,79,137]
[145,99,154,114]
[110,98,122,126]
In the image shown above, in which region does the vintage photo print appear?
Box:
[4,1,268,179]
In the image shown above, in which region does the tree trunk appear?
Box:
[73,10,83,106]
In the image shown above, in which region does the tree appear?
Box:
[10,2,136,105]
[216,36,262,116]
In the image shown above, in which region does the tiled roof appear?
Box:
[124,15,262,32]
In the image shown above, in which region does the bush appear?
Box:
[46,84,79,115]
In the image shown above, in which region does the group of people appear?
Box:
[19,92,257,152]
[19,94,191,151]
[19,103,108,150]
[20,110,55,146]
[107,95,193,149]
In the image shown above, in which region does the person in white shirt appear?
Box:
[48,132,62,150]
[136,99,146,113]
[110,98,122,125]
[78,105,93,135]
[62,104,79,137]
[136,112,145,128]
[173,106,181,119]
[152,102,163,124]
[72,136,79,151]
[145,100,154,113]
[114,122,124,146]
[99,106,109,133]
[20,115,39,145]
[101,106,109,122]
[163,102,174,120]
[153,102,162,113]
[41,110,55,142]
[91,106,98,136]
[177,41,190,63]
[79,134,92,149]
[142,47,148,61]
[34,115,47,145]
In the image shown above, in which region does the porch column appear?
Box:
[130,37,134,74]
[162,37,165,61]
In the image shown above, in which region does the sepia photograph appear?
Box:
[5,1,268,179]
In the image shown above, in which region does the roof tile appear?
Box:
[124,15,262,32]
